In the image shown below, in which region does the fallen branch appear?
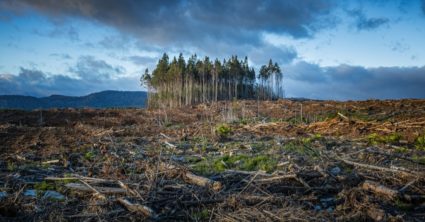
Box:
[337,112,349,121]
[362,180,425,201]
[362,180,398,200]
[117,198,157,219]
[79,179,107,200]
[118,180,143,199]
[160,162,222,191]
[65,183,126,195]
[164,141,177,149]
[255,174,311,188]
[336,157,420,177]
[184,171,222,191]
[42,159,60,165]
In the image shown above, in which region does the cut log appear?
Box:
[160,162,222,191]
[117,198,157,219]
[184,171,222,192]
[362,180,425,202]
[362,180,398,200]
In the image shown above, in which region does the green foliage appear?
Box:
[7,161,16,171]
[367,133,401,145]
[394,147,409,153]
[84,151,95,160]
[34,181,55,191]
[192,136,209,153]
[412,155,425,164]
[145,53,283,108]
[282,141,319,157]
[215,154,277,173]
[193,154,277,175]
[215,124,232,138]
[192,209,209,220]
[415,134,425,151]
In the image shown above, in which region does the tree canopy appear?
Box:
[141,53,283,108]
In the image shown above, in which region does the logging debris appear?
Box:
[0,99,425,221]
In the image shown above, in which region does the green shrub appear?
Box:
[84,151,95,160]
[367,133,401,145]
[415,135,425,151]
[34,181,55,191]
[192,154,277,175]
[215,123,232,138]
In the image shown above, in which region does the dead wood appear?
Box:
[362,180,399,200]
[65,183,126,194]
[160,162,222,191]
[117,197,157,219]
[337,157,421,177]
[362,180,425,201]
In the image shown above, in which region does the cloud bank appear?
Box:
[0,57,140,97]
[285,62,425,100]
[1,0,335,45]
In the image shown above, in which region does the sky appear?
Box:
[0,0,425,100]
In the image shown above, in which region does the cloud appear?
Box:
[284,62,425,100]
[99,34,131,50]
[49,53,72,60]
[0,56,140,97]
[249,45,298,66]
[1,0,336,46]
[0,67,140,97]
[69,56,125,81]
[347,9,389,30]
[124,55,157,66]
[33,24,80,41]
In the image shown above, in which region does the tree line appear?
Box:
[141,53,283,108]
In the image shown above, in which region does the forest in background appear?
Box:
[141,53,283,108]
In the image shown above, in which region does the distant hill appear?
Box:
[0,90,147,109]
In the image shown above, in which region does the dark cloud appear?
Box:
[347,9,389,30]
[69,56,125,81]
[33,25,80,41]
[0,67,139,97]
[285,62,425,100]
[1,0,336,46]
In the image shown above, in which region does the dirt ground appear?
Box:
[0,99,425,221]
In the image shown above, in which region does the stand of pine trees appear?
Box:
[141,53,283,108]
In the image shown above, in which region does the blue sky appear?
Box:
[0,0,425,100]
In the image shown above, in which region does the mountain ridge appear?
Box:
[0,90,147,110]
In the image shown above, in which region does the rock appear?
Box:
[330,166,341,176]
[23,189,37,197]
[43,191,65,201]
